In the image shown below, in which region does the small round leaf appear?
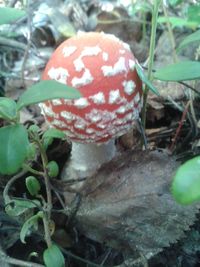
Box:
[43,136,54,150]
[28,125,40,133]
[26,176,41,196]
[47,161,59,178]
[43,244,65,267]
[171,156,200,205]
[43,128,65,140]
[26,143,37,160]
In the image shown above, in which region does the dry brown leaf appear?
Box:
[72,150,199,260]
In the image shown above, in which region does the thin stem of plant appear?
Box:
[3,170,27,204]
[142,12,147,42]
[36,137,53,247]
[23,163,44,176]
[162,2,178,62]
[141,0,161,128]
[38,141,52,212]
[21,0,32,85]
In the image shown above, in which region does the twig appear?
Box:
[179,81,200,96]
[97,18,151,25]
[169,101,190,152]
[66,193,82,225]
[62,248,103,267]
[100,248,112,266]
[0,249,44,267]
[0,36,26,50]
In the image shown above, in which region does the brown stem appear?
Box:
[169,101,190,152]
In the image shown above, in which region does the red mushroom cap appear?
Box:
[41,32,143,143]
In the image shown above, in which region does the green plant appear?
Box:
[141,0,162,128]
[0,80,81,267]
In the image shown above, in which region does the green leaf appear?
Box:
[158,16,198,28]
[28,125,40,133]
[20,211,43,243]
[0,97,17,120]
[43,128,65,140]
[187,5,200,24]
[154,61,200,81]
[26,176,41,196]
[171,156,200,205]
[43,137,54,151]
[0,124,29,175]
[42,128,66,150]
[17,80,81,110]
[5,199,41,216]
[0,7,26,25]
[47,161,59,178]
[135,63,159,96]
[43,244,65,267]
[177,30,200,52]
[26,143,37,161]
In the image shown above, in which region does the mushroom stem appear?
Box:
[62,140,116,180]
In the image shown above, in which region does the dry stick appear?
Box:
[179,81,200,95]
[169,100,191,152]
[61,248,103,267]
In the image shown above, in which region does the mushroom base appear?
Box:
[61,140,116,182]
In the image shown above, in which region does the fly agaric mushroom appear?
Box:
[40,32,143,179]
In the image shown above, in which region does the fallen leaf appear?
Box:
[71,150,199,260]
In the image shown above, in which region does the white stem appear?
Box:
[62,140,116,180]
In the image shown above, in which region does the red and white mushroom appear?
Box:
[40,32,143,179]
